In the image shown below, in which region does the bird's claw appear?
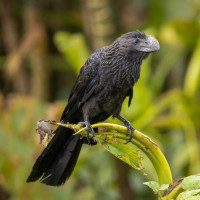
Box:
[78,121,95,141]
[114,114,135,144]
[124,122,135,144]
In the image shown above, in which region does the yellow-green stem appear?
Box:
[49,121,173,187]
[75,122,173,186]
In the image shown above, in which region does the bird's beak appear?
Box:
[141,35,160,52]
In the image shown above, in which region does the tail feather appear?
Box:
[26,126,83,186]
[41,133,82,185]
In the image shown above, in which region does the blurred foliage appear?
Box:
[54,32,90,74]
[0,0,200,199]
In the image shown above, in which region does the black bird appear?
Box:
[27,31,160,186]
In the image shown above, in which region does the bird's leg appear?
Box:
[79,114,95,141]
[114,113,135,144]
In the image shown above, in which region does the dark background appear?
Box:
[0,0,200,199]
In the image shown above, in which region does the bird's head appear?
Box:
[115,31,160,57]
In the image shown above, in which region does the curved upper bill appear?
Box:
[141,35,160,52]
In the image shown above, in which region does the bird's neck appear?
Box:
[125,55,142,85]
[104,44,145,88]
[111,54,142,88]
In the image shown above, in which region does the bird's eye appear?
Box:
[133,38,140,44]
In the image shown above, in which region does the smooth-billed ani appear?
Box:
[26,31,160,186]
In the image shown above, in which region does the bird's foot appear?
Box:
[123,121,135,144]
[114,114,135,144]
[78,121,95,141]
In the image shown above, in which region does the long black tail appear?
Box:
[26,126,83,186]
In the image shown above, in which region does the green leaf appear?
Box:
[182,175,200,191]
[96,133,144,171]
[159,184,169,191]
[176,189,200,200]
[143,181,169,195]
[143,181,160,193]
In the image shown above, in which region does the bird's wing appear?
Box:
[61,59,99,121]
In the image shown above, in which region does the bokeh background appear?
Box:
[0,0,200,199]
